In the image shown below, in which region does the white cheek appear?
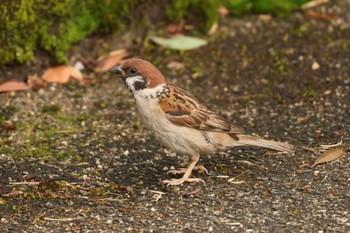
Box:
[125,75,144,92]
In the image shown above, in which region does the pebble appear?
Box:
[106,219,112,224]
[312,61,320,70]
[272,204,281,211]
[45,202,55,209]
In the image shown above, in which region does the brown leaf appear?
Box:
[43,66,71,83]
[94,49,129,73]
[302,0,330,10]
[311,147,346,168]
[27,74,47,90]
[42,66,83,83]
[258,14,272,21]
[3,120,16,130]
[241,58,249,69]
[0,81,30,93]
[167,61,185,70]
[207,22,218,36]
[217,6,229,18]
[306,10,337,21]
[69,67,84,82]
[7,190,22,197]
[166,23,184,34]
[298,163,309,169]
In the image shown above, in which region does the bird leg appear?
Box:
[162,155,205,186]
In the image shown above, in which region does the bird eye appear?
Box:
[129,68,137,74]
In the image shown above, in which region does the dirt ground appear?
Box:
[1,1,350,232]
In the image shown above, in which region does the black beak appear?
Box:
[108,66,125,77]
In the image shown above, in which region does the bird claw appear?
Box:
[161,177,206,186]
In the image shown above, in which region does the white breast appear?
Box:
[133,85,217,156]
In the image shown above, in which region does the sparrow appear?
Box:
[109,58,293,186]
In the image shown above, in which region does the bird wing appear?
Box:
[158,83,245,134]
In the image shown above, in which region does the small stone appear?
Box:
[312,62,320,70]
[270,176,281,182]
[272,204,281,211]
[106,219,112,224]
[45,202,55,209]
[232,85,242,94]
[73,61,85,71]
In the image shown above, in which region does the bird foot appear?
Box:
[161,177,206,186]
[167,165,209,175]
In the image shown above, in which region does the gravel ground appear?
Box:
[1,1,350,232]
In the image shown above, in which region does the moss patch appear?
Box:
[0,0,310,67]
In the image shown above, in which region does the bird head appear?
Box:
[109,58,166,92]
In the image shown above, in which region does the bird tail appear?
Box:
[237,134,294,153]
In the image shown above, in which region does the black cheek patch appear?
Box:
[133,77,148,91]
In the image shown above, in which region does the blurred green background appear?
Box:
[0,0,310,67]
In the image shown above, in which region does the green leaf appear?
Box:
[151,35,207,50]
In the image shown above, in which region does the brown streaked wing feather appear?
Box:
[159,83,245,134]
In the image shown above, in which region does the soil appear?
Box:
[1,1,350,232]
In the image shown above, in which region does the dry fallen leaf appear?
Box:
[7,190,22,197]
[69,67,84,82]
[311,147,346,168]
[217,6,229,18]
[258,14,272,21]
[94,49,129,73]
[298,163,310,169]
[207,22,218,36]
[42,66,83,83]
[306,10,337,21]
[167,61,185,70]
[166,23,184,34]
[0,81,30,93]
[3,120,16,130]
[27,74,47,90]
[241,58,249,69]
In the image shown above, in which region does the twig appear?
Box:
[303,146,317,153]
[227,171,249,183]
[302,0,329,10]
[215,175,230,178]
[9,182,40,185]
[237,160,265,169]
[147,190,165,195]
[43,217,83,221]
[56,129,82,134]
[320,138,343,149]
[147,190,165,201]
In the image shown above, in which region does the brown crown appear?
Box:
[121,58,166,88]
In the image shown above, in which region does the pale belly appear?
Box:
[134,96,236,155]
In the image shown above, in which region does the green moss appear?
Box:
[0,112,83,159]
[0,0,310,66]
[304,87,317,97]
[167,0,221,30]
[74,91,84,98]
[0,0,135,66]
[167,0,310,31]
[42,105,61,113]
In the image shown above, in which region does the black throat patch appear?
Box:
[133,76,148,91]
